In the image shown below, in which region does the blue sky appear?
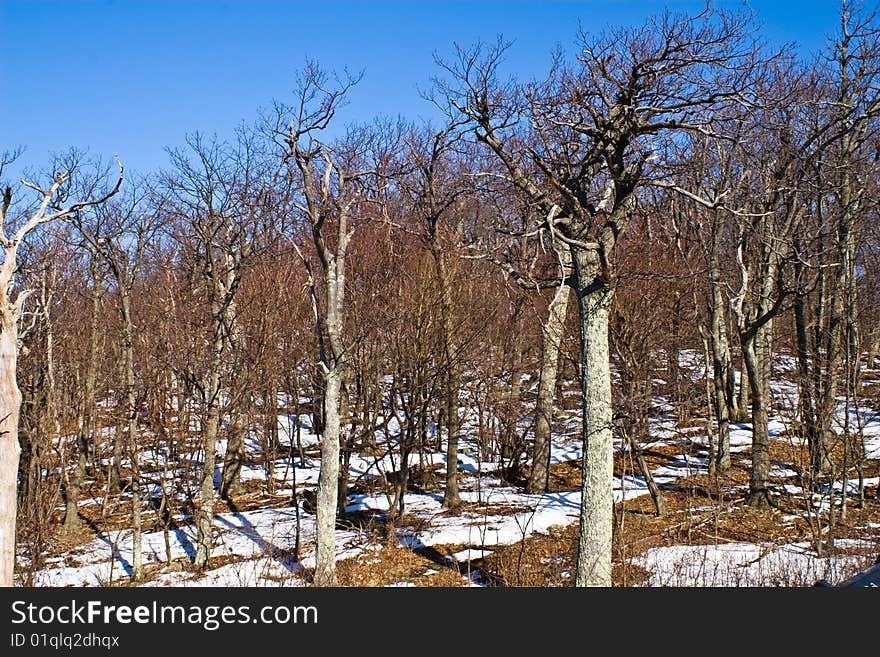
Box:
[0,1,841,179]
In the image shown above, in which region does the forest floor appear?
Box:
[18,353,880,587]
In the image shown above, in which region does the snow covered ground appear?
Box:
[27,356,880,587]
[635,539,874,587]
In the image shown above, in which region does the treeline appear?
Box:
[2,2,880,587]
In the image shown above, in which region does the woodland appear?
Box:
[2,2,880,587]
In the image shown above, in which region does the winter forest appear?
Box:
[3,1,880,588]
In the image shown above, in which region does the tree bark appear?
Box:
[743,329,772,508]
[314,363,341,586]
[220,299,246,500]
[667,291,682,420]
[708,252,733,471]
[109,286,124,493]
[0,320,22,586]
[120,291,143,581]
[314,258,345,587]
[429,229,461,509]
[737,359,750,417]
[572,246,614,587]
[195,303,225,571]
[631,435,666,517]
[220,410,246,499]
[527,278,570,494]
[793,248,824,479]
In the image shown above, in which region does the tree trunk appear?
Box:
[195,305,225,571]
[64,271,101,533]
[572,247,614,588]
[708,253,733,471]
[743,331,772,508]
[109,288,124,493]
[527,279,570,494]
[0,319,22,586]
[120,292,143,581]
[631,435,666,517]
[810,265,833,478]
[220,409,246,500]
[314,259,345,586]
[314,359,341,586]
[667,291,682,420]
[794,263,823,479]
[737,359,750,417]
[109,416,124,493]
[220,299,246,500]
[430,233,461,509]
[866,329,880,370]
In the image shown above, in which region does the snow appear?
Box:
[31,506,312,587]
[652,454,709,480]
[635,540,874,587]
[26,350,880,588]
[449,548,493,562]
[145,557,306,587]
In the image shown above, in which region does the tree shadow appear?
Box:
[80,515,132,578]
[214,499,301,573]
[396,532,500,586]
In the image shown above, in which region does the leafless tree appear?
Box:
[72,179,162,581]
[273,62,380,585]
[0,151,121,586]
[162,128,270,570]
[436,5,761,585]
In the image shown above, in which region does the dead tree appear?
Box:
[0,152,121,586]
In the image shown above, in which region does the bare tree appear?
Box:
[395,123,473,508]
[72,180,161,581]
[274,63,377,585]
[0,151,121,586]
[437,6,759,585]
[163,128,269,570]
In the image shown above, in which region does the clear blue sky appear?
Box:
[0,0,841,180]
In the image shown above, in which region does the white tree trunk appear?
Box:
[314,364,341,586]
[314,259,346,586]
[572,248,614,587]
[0,320,22,586]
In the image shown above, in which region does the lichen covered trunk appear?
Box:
[572,247,614,588]
[314,258,346,586]
[313,364,341,586]
[527,280,570,494]
[743,332,771,507]
[195,312,224,571]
